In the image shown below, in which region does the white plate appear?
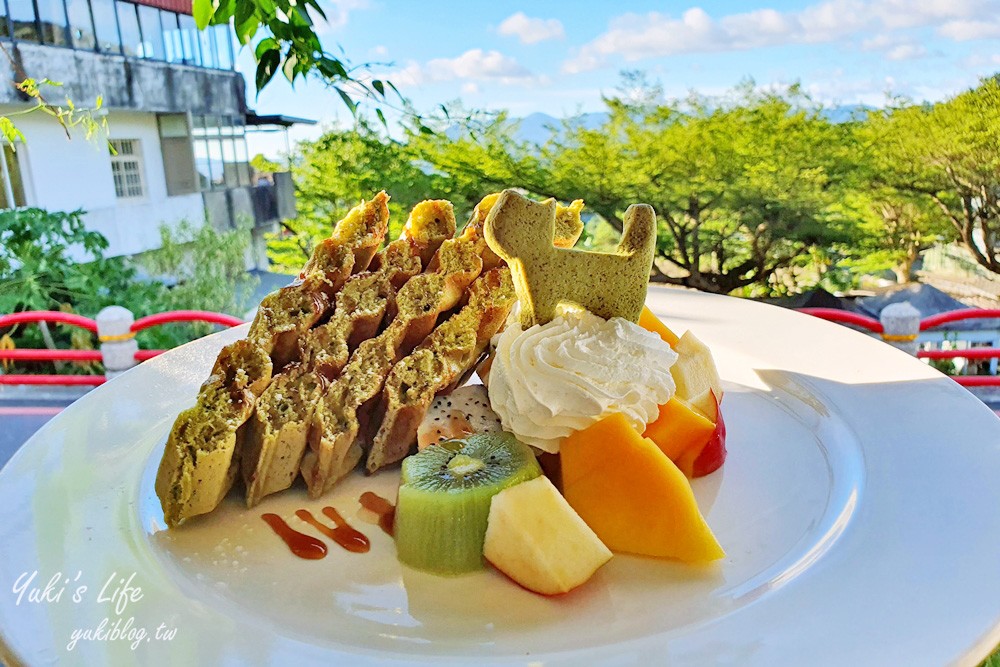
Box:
[2,287,999,666]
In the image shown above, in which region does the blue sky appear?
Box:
[240,0,1000,157]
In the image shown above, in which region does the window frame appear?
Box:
[0,142,29,209]
[108,138,147,201]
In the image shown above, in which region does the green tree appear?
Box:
[870,78,1000,275]
[411,84,858,295]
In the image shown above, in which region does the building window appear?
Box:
[178,14,200,65]
[157,113,198,196]
[36,0,70,46]
[161,11,182,63]
[91,0,121,54]
[214,25,233,69]
[136,4,164,60]
[109,139,144,199]
[116,1,140,57]
[8,0,41,42]
[65,0,95,50]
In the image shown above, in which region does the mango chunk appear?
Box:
[638,306,680,347]
[561,413,724,563]
[642,396,716,461]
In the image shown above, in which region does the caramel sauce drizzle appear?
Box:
[260,513,328,560]
[359,491,396,537]
[296,508,371,553]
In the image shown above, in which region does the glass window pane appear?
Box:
[191,116,212,189]
[222,136,237,187]
[213,25,233,69]
[66,0,95,50]
[136,5,163,59]
[37,0,69,46]
[91,0,120,53]
[177,14,199,65]
[208,136,224,189]
[116,1,140,56]
[162,11,182,63]
[9,0,40,43]
[235,135,249,186]
[199,24,217,68]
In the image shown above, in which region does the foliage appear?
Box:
[0,41,110,150]
[408,84,860,295]
[0,208,253,373]
[135,220,257,350]
[869,78,1000,276]
[192,0,420,131]
[251,153,283,174]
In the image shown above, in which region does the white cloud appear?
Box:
[315,0,369,32]
[886,43,928,60]
[370,45,389,58]
[497,12,565,44]
[861,34,928,60]
[391,49,546,87]
[462,82,480,95]
[937,19,1000,40]
[563,0,1000,73]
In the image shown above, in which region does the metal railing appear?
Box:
[799,306,1000,387]
[0,309,243,386]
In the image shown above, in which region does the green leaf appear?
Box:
[334,87,358,116]
[254,37,279,59]
[192,0,213,30]
[282,53,298,83]
[234,3,260,45]
[372,79,385,97]
[419,124,434,135]
[255,49,281,92]
[0,117,25,147]
[375,107,387,129]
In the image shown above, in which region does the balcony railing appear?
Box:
[0,309,243,386]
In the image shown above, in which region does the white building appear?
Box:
[0,0,307,264]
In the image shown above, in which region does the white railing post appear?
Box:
[97,306,138,379]
[880,301,921,356]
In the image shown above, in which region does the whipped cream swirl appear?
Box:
[488,309,678,453]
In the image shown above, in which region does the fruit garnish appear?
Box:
[561,413,724,563]
[642,396,717,462]
[676,391,727,478]
[484,476,612,596]
[416,385,502,450]
[638,306,680,347]
[670,331,724,411]
[394,432,541,575]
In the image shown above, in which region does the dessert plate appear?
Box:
[2,287,999,666]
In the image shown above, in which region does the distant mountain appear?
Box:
[508,105,868,145]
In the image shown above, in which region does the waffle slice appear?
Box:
[240,201,456,507]
[366,267,516,472]
[248,192,390,368]
[155,194,389,527]
[301,216,494,498]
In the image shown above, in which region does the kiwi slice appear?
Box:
[394,432,541,575]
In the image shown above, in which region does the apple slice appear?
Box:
[675,391,727,478]
[483,476,612,595]
[671,331,723,403]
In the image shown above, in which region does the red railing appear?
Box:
[796,308,884,333]
[0,310,244,386]
[800,306,1000,388]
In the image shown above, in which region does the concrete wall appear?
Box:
[0,43,246,116]
[4,107,205,257]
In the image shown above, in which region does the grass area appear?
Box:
[983,646,1000,666]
